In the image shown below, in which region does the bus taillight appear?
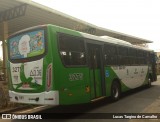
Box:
[46,64,52,91]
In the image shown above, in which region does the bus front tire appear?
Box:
[111,81,121,101]
[147,75,152,88]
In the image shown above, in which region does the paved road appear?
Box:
[39,80,160,122]
[1,77,160,122]
[36,78,160,121]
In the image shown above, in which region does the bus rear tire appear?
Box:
[111,81,121,101]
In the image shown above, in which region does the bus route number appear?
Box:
[12,67,21,72]
[30,69,42,76]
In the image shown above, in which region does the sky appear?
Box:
[32,0,160,51]
[0,0,160,59]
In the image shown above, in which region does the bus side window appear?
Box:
[117,46,128,65]
[58,33,86,66]
[104,44,117,66]
[128,48,137,65]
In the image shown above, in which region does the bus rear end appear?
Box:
[8,25,59,105]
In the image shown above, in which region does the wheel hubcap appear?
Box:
[113,87,119,98]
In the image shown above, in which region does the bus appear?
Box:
[7,24,157,105]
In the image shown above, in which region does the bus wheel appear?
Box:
[147,75,152,88]
[111,81,121,101]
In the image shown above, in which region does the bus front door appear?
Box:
[87,44,104,100]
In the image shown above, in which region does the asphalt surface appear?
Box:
[1,76,160,122]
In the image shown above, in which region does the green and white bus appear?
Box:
[7,24,157,105]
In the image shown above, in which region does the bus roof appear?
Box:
[79,31,152,52]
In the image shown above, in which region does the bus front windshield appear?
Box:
[9,29,45,60]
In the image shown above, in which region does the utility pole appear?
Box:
[2,21,8,81]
